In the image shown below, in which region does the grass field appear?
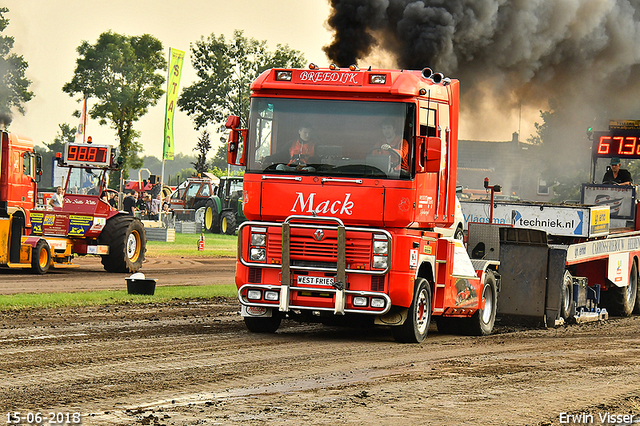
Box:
[146,232,238,257]
[0,232,240,311]
[0,284,238,311]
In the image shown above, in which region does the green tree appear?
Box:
[0,7,33,119]
[178,30,305,130]
[62,31,166,177]
[209,144,228,170]
[192,129,211,174]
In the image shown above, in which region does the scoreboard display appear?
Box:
[63,142,112,167]
[593,120,640,160]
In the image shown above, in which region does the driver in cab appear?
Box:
[603,157,633,186]
[371,119,409,171]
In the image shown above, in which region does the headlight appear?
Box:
[373,241,388,255]
[371,298,385,308]
[250,247,266,261]
[372,256,388,269]
[247,289,262,300]
[251,234,266,246]
[353,296,368,307]
[265,291,279,301]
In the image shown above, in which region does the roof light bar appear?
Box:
[369,74,386,84]
[276,71,292,81]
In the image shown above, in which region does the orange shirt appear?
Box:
[289,140,315,163]
[372,136,409,171]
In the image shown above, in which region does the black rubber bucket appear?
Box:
[126,278,157,295]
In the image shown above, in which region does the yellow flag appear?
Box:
[163,48,185,160]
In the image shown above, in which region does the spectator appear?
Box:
[49,186,64,209]
[149,194,162,220]
[123,190,138,215]
[137,192,150,218]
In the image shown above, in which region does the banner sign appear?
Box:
[163,48,185,160]
[460,200,610,238]
[75,95,87,143]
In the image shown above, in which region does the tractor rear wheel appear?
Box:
[220,211,237,235]
[31,239,51,274]
[204,199,220,233]
[99,215,146,273]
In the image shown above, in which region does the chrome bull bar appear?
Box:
[238,284,392,315]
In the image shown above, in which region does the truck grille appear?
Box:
[267,231,372,264]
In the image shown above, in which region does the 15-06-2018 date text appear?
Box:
[6,412,81,425]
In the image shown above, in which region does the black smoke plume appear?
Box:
[324,0,640,140]
[0,112,12,129]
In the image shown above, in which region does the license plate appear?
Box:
[297,276,335,286]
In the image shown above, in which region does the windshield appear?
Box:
[247,98,415,179]
[65,168,107,195]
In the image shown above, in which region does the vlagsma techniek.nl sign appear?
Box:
[460,202,609,238]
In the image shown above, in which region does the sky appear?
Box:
[4,0,334,159]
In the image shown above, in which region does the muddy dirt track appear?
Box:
[1,256,640,426]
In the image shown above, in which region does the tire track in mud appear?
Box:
[2,301,640,425]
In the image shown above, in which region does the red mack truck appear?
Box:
[225,65,498,343]
[226,66,640,343]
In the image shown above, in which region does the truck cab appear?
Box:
[226,66,496,343]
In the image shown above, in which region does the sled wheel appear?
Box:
[603,260,638,316]
[220,211,237,235]
[244,315,281,333]
[204,199,220,233]
[392,278,431,343]
[561,270,576,320]
[99,215,146,273]
[31,239,51,274]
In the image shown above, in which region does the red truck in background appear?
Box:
[0,130,53,273]
[226,65,497,343]
[1,131,41,222]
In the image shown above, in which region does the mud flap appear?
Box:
[545,247,567,326]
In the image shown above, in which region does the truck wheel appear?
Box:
[635,262,640,315]
[244,315,281,333]
[467,270,498,336]
[603,260,638,316]
[220,211,237,235]
[204,199,220,233]
[391,278,431,343]
[31,239,51,274]
[99,215,146,273]
[454,226,464,241]
[561,270,576,320]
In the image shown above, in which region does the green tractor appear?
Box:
[203,176,246,235]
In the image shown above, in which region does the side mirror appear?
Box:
[225,115,246,166]
[35,153,43,183]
